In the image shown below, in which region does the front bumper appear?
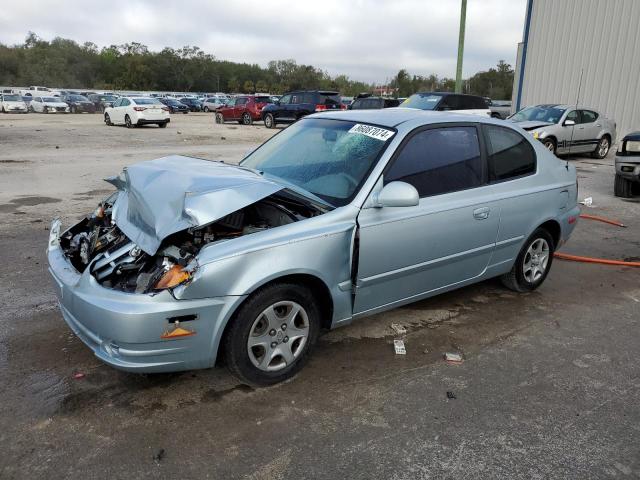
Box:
[47,220,244,373]
[615,155,640,182]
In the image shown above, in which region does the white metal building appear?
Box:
[512,0,640,139]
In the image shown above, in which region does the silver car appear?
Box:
[509,104,616,158]
[48,109,580,385]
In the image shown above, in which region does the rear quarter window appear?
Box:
[484,125,536,182]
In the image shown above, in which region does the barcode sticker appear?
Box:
[348,124,395,142]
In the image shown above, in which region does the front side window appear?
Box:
[279,94,291,105]
[236,97,248,106]
[385,126,483,197]
[565,110,579,123]
[241,118,395,206]
[121,98,131,106]
[484,125,536,182]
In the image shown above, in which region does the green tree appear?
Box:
[243,80,255,93]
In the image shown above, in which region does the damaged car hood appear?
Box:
[512,120,555,131]
[106,155,284,255]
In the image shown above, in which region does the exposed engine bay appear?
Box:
[60,192,323,293]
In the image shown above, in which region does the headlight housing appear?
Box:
[625,140,640,153]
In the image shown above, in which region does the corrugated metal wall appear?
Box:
[517,0,640,140]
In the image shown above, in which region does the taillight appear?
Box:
[315,104,327,112]
[161,107,170,112]
[340,104,347,110]
[133,106,146,112]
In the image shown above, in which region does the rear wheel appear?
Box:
[104,113,112,126]
[158,121,167,128]
[215,113,223,124]
[223,283,320,386]
[501,228,555,292]
[264,113,275,129]
[542,138,556,155]
[242,112,253,125]
[70,105,76,114]
[125,115,133,128]
[592,136,610,159]
[203,106,209,112]
[614,174,633,198]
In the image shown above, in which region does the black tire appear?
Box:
[215,113,223,124]
[591,135,611,159]
[125,115,133,128]
[1,106,4,113]
[501,228,555,293]
[158,121,167,128]
[222,283,320,386]
[264,113,275,129]
[614,174,633,198]
[242,112,253,125]
[28,105,34,113]
[542,138,556,155]
[104,113,112,126]
[70,105,76,114]
[203,106,209,112]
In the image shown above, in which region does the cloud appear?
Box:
[0,0,526,83]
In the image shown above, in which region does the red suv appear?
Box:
[215,95,273,125]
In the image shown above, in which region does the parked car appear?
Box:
[48,109,579,385]
[1,93,28,113]
[202,97,227,112]
[341,96,354,108]
[349,95,400,110]
[29,96,70,113]
[261,90,344,128]
[487,99,512,119]
[62,94,97,114]
[215,95,273,125]
[400,92,491,117]
[614,131,640,197]
[159,98,189,114]
[509,104,616,158]
[179,97,202,112]
[88,94,119,113]
[103,96,170,128]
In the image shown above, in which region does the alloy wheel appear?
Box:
[597,137,610,158]
[247,301,310,372]
[523,238,550,283]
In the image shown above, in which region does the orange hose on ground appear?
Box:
[553,212,638,266]
[578,214,626,228]
[554,252,640,267]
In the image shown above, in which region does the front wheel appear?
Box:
[203,106,209,112]
[542,138,556,155]
[125,115,133,128]
[222,283,320,386]
[215,113,223,124]
[264,113,275,129]
[501,228,555,292]
[592,136,610,159]
[158,121,167,128]
[614,174,634,198]
[242,112,253,125]
[104,113,112,126]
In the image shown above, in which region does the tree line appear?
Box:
[0,33,513,99]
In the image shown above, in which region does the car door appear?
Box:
[115,98,129,123]
[273,94,291,121]
[557,109,579,153]
[575,110,601,153]
[32,97,42,112]
[353,124,501,315]
[234,97,248,119]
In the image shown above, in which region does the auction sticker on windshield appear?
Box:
[348,124,395,142]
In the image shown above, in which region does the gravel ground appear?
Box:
[0,112,638,479]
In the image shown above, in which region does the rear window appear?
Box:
[254,96,272,104]
[318,93,341,105]
[3,94,20,101]
[401,93,443,110]
[133,98,162,105]
[484,125,536,181]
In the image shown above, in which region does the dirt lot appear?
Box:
[0,112,639,479]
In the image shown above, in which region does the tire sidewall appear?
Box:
[264,113,274,128]
[224,283,320,386]
[514,228,555,291]
[242,113,252,125]
[543,138,556,155]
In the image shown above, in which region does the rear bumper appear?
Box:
[615,155,640,182]
[47,220,244,373]
[136,118,170,125]
[558,205,581,248]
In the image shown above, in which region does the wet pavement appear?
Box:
[0,114,639,479]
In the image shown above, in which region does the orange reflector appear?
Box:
[161,326,196,339]
[155,265,191,290]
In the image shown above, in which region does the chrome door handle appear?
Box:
[473,207,490,220]
[596,124,601,127]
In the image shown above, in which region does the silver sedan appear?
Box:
[509,104,616,158]
[48,109,580,385]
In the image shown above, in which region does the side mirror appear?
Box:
[564,119,576,126]
[374,181,419,208]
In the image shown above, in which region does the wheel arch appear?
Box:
[536,218,561,248]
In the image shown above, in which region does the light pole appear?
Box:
[455,0,467,93]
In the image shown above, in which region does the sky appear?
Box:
[0,0,527,83]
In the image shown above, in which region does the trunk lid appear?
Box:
[106,156,284,255]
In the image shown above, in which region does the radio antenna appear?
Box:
[566,69,584,168]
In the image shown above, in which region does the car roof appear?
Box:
[532,104,598,111]
[414,91,484,99]
[311,108,498,128]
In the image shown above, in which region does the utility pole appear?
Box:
[455,0,467,93]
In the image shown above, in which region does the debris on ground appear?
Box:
[153,448,166,462]
[73,372,85,379]
[446,391,456,399]
[579,196,594,207]
[394,340,406,355]
[443,352,464,364]
[390,323,407,335]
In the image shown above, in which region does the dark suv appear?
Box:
[61,94,97,114]
[261,90,344,128]
[349,94,400,110]
[88,94,118,113]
